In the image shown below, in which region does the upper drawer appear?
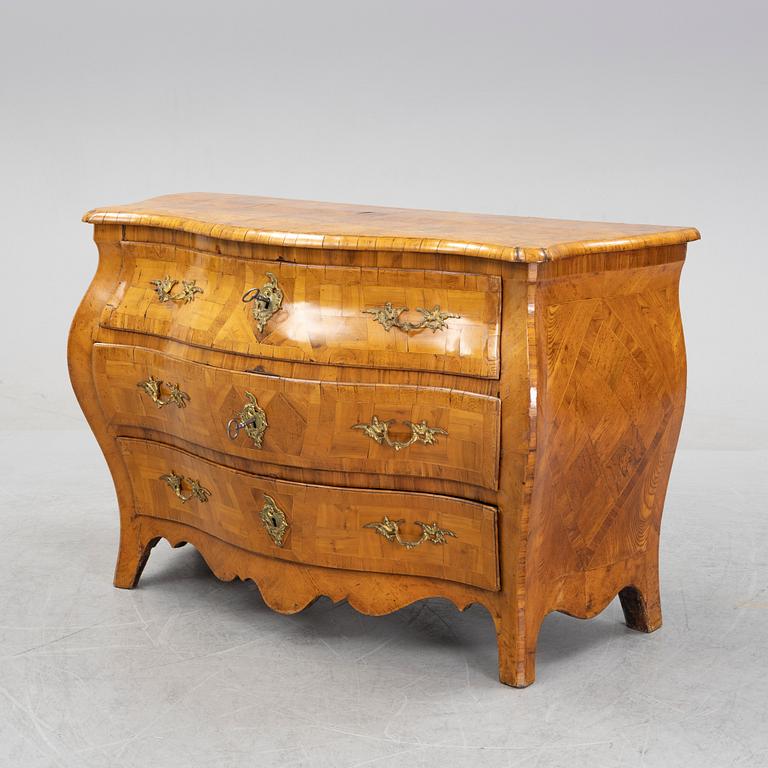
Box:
[99,244,501,378]
[93,344,501,490]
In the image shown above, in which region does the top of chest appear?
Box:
[84,193,699,263]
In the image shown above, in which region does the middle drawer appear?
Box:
[93,344,501,490]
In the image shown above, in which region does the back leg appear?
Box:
[619,583,662,633]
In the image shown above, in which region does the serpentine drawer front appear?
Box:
[99,246,502,379]
[70,192,699,686]
[118,438,500,591]
[92,343,501,490]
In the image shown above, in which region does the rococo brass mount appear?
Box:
[150,275,203,304]
[352,416,447,451]
[364,302,459,333]
[137,376,190,409]
[160,471,211,503]
[363,516,457,550]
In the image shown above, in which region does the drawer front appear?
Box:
[119,438,500,591]
[100,244,501,378]
[94,344,501,490]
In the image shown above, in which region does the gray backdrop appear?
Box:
[2,4,768,767]
[1,0,766,448]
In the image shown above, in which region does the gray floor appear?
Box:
[0,430,766,768]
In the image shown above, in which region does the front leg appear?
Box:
[494,608,541,688]
[113,521,159,589]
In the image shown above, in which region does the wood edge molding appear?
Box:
[511,262,542,685]
[83,210,700,264]
[540,228,700,261]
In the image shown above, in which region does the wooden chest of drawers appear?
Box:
[69,193,699,686]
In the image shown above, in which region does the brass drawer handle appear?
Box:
[364,516,456,550]
[364,302,459,333]
[242,272,284,332]
[150,275,203,304]
[260,494,289,547]
[352,416,447,452]
[227,392,268,448]
[137,376,190,409]
[160,471,211,503]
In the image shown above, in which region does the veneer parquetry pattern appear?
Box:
[69,193,699,686]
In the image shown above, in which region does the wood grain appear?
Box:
[84,192,700,263]
[516,251,688,683]
[99,243,501,378]
[69,196,697,687]
[119,437,500,591]
[92,343,501,490]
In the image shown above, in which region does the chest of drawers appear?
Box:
[69,193,698,686]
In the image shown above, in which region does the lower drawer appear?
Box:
[118,438,500,591]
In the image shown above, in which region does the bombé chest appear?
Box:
[69,193,698,686]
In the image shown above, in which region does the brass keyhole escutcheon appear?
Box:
[242,272,284,333]
[260,494,288,547]
[227,392,268,448]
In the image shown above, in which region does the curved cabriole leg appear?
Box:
[113,525,160,589]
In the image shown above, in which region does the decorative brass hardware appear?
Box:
[227,392,268,448]
[363,516,457,550]
[352,416,447,452]
[160,471,211,503]
[242,272,284,333]
[150,275,203,304]
[364,302,459,333]
[137,376,190,409]
[259,494,289,547]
